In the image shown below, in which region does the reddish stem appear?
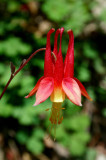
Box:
[0,48,46,100]
[0,75,13,100]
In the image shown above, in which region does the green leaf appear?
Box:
[78,66,91,82]
[18,75,35,96]
[0,97,13,117]
[69,137,86,156]
[0,21,19,35]
[32,128,44,139]
[93,58,105,74]
[0,66,23,87]
[32,59,44,70]
[42,0,70,22]
[87,87,96,100]
[64,99,81,116]
[16,131,29,145]
[55,125,69,146]
[13,105,39,125]
[83,43,98,59]
[0,37,31,56]
[0,63,6,74]
[64,114,90,131]
[63,1,91,36]
[7,1,20,12]
[69,132,90,156]
[26,135,44,154]
[55,125,67,140]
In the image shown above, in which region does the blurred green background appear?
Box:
[0,0,106,160]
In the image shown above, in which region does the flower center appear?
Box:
[50,87,65,102]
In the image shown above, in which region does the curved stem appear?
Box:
[0,48,46,100]
[14,48,46,76]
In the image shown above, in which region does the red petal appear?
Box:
[34,77,54,106]
[25,76,44,98]
[59,27,64,54]
[64,30,74,78]
[54,28,64,86]
[52,29,60,65]
[62,77,82,106]
[53,29,60,58]
[44,28,55,77]
[74,78,92,101]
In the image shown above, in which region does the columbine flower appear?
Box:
[25,28,92,130]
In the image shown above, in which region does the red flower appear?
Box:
[25,28,92,127]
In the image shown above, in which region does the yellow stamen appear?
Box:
[49,102,63,125]
[45,108,51,111]
[51,52,57,62]
[47,102,65,140]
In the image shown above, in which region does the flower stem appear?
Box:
[0,48,46,100]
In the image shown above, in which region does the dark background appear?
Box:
[0,0,106,160]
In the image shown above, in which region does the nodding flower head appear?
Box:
[25,28,92,137]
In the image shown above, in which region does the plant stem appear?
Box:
[0,75,14,100]
[0,48,46,100]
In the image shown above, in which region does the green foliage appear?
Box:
[87,87,96,101]
[78,65,91,82]
[16,128,45,155]
[55,112,91,156]
[69,132,90,156]
[26,128,44,155]
[42,0,70,22]
[63,1,91,35]
[7,1,20,12]
[0,37,31,56]
[83,43,98,59]
[42,0,92,36]
[13,105,38,125]
[0,0,105,159]
[18,76,35,96]
[32,59,44,70]
[16,130,29,145]
[0,63,6,74]
[64,114,90,131]
[93,58,105,74]
[0,22,18,35]
[0,97,13,117]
